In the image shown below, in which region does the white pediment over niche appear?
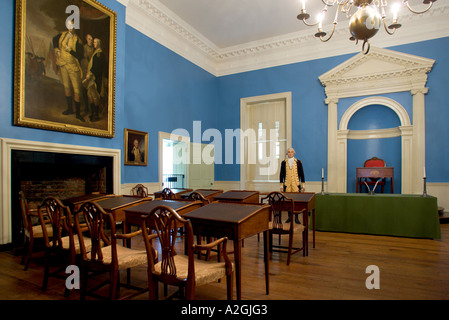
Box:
[319,47,435,99]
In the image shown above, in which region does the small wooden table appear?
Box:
[184,202,270,300]
[214,190,260,204]
[63,193,113,212]
[94,195,150,222]
[180,189,223,201]
[153,188,193,199]
[282,192,316,252]
[356,167,394,193]
[124,199,202,228]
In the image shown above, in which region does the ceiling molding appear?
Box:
[123,0,449,77]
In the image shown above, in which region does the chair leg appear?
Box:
[226,272,234,300]
[80,265,88,300]
[109,270,119,300]
[287,233,294,266]
[23,237,34,271]
[42,250,50,291]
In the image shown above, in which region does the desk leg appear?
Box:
[312,208,316,249]
[263,230,269,295]
[234,240,242,300]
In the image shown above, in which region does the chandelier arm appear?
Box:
[302,18,321,27]
[382,19,396,35]
[319,23,337,42]
[404,1,434,14]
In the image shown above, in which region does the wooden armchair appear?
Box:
[38,196,80,296]
[19,191,53,271]
[363,156,386,193]
[74,201,152,300]
[261,192,307,265]
[141,205,234,300]
[131,184,149,198]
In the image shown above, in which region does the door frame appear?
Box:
[240,92,292,190]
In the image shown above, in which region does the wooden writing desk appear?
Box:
[94,195,150,222]
[282,192,316,251]
[180,189,223,201]
[356,167,394,193]
[214,190,260,204]
[124,199,202,228]
[153,188,192,199]
[63,193,113,212]
[184,202,270,300]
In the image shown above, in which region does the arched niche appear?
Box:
[319,47,434,194]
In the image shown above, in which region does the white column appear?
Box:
[411,87,428,194]
[337,130,349,192]
[325,97,339,193]
[399,125,414,194]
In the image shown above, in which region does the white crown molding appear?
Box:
[319,46,435,99]
[123,0,449,76]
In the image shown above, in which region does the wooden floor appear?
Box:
[1,224,448,300]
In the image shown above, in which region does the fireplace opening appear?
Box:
[11,150,113,246]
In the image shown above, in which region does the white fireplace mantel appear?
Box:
[0,138,121,245]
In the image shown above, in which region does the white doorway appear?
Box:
[188,142,215,189]
[240,92,292,191]
[159,132,189,189]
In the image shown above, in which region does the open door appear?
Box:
[188,142,214,189]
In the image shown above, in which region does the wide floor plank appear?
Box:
[1,224,448,300]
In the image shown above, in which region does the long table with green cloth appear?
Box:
[315,193,441,239]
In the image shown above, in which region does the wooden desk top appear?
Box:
[356,167,394,178]
[154,188,192,194]
[63,193,112,204]
[94,195,148,211]
[180,189,223,198]
[214,190,259,201]
[184,202,269,224]
[282,192,316,202]
[124,199,200,215]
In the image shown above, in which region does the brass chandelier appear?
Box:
[297,0,437,53]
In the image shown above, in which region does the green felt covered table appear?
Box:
[315,193,441,239]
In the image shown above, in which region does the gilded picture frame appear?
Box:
[14,0,116,138]
[124,129,148,166]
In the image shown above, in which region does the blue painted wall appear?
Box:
[215,37,449,185]
[1,0,448,188]
[122,25,218,183]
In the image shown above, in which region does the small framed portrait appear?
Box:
[124,129,148,166]
[14,0,116,137]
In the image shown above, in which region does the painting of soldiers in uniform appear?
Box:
[14,0,116,138]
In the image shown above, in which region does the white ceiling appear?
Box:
[125,0,448,75]
[157,0,434,49]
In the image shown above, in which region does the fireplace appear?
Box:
[0,138,121,246]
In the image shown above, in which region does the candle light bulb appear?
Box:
[392,2,400,21]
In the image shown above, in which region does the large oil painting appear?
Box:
[14,0,116,137]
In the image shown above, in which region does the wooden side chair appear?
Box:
[38,196,82,296]
[141,205,234,300]
[161,187,175,199]
[131,184,149,198]
[74,201,152,300]
[363,156,387,193]
[19,191,52,271]
[186,191,210,206]
[261,192,307,265]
